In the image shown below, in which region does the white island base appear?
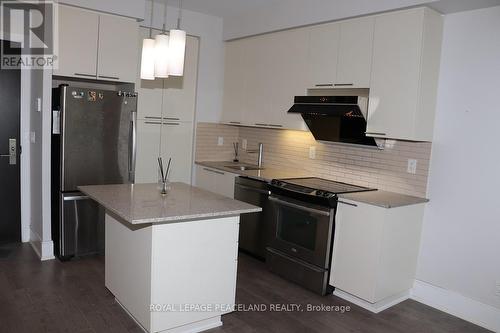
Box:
[105,212,239,333]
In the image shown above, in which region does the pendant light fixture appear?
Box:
[140,0,156,80]
[168,0,186,76]
[154,0,170,78]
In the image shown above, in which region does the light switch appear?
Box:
[309,146,316,159]
[217,136,224,146]
[36,97,42,112]
[407,159,417,174]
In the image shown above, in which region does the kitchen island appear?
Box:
[79,183,261,333]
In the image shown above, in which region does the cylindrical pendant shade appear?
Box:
[154,34,170,78]
[167,29,186,76]
[140,38,155,80]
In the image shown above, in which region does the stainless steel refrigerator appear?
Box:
[51,85,137,260]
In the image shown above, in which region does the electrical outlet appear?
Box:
[37,97,42,112]
[407,159,417,174]
[242,139,247,150]
[217,136,224,146]
[309,146,316,159]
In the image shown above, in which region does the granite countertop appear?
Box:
[79,183,261,225]
[338,190,429,208]
[196,161,307,183]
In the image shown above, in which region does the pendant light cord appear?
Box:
[149,0,154,38]
[162,0,168,33]
[177,0,182,29]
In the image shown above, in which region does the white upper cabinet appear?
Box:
[220,41,247,125]
[97,14,139,83]
[367,8,443,141]
[307,23,340,88]
[221,29,307,131]
[55,5,139,83]
[162,36,199,122]
[136,28,198,122]
[336,17,374,88]
[55,6,99,79]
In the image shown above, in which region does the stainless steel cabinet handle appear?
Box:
[338,200,358,207]
[334,83,354,86]
[365,132,386,136]
[203,168,225,175]
[145,116,162,119]
[235,184,271,196]
[144,121,162,125]
[269,196,330,217]
[162,122,180,126]
[229,121,241,124]
[164,117,180,121]
[129,111,137,182]
[315,84,334,87]
[63,195,90,201]
[267,124,283,128]
[98,75,120,80]
[255,123,268,126]
[74,73,95,78]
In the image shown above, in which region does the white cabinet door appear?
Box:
[367,10,423,139]
[136,28,164,120]
[221,41,246,125]
[307,23,340,88]
[55,5,99,79]
[195,166,236,198]
[336,17,374,88]
[161,122,194,184]
[331,200,384,302]
[97,14,139,83]
[162,36,199,122]
[367,8,442,141]
[135,120,161,184]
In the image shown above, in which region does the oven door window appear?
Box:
[277,205,318,251]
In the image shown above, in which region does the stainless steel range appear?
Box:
[267,177,375,295]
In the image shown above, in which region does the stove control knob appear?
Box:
[316,190,324,196]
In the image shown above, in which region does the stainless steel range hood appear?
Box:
[287,95,377,147]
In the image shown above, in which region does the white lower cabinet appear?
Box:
[330,199,425,309]
[195,165,237,199]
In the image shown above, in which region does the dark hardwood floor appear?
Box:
[0,243,490,333]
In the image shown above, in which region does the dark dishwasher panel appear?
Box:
[234,177,271,260]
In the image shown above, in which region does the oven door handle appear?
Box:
[269,196,330,217]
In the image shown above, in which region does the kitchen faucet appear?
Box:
[247,143,264,168]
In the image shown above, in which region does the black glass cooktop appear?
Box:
[280,177,375,194]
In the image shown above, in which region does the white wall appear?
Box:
[416,3,500,318]
[143,1,225,123]
[223,0,434,40]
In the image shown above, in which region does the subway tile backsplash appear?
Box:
[195,122,431,197]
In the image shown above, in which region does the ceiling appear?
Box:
[165,0,500,18]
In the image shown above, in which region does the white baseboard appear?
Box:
[411,280,500,332]
[29,229,55,261]
[333,289,410,314]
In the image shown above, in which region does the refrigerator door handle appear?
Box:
[129,111,137,182]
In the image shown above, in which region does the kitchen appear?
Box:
[0,1,499,333]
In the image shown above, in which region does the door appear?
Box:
[61,87,135,191]
[0,46,21,243]
[268,196,333,268]
[307,22,340,88]
[97,14,139,82]
[54,5,99,79]
[135,120,161,183]
[160,122,194,184]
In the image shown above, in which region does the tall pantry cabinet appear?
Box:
[134,28,199,184]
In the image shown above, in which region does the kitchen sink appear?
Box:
[225,165,263,171]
